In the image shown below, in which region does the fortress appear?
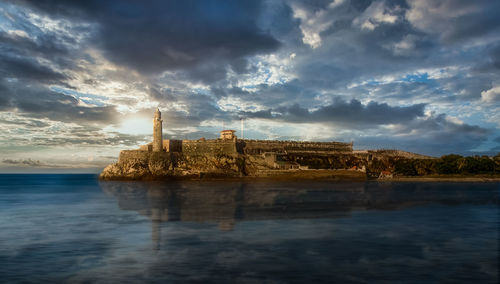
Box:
[137,108,353,157]
[100,109,429,180]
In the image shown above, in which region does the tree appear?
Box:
[493,153,500,174]
[394,159,417,176]
[457,157,480,174]
[435,154,462,174]
[414,159,436,175]
[477,156,495,173]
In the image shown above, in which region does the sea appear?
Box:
[0,174,498,283]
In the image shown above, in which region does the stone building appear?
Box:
[220,130,236,140]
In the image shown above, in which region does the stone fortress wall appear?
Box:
[119,150,150,164]
[136,138,353,156]
[181,139,238,155]
[119,150,171,164]
[239,140,353,155]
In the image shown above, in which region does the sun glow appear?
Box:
[112,117,153,135]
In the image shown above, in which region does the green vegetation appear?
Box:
[394,153,500,176]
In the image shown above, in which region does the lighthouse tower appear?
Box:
[152,108,163,152]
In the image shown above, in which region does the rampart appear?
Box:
[239,139,353,155]
[118,150,172,164]
[181,139,237,156]
[119,150,150,164]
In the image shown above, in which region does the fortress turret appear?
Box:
[153,108,163,152]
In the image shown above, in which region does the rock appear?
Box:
[99,163,123,179]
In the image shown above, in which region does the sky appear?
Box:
[0,0,499,172]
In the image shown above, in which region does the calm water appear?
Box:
[0,174,498,283]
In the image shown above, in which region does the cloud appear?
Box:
[240,98,425,127]
[291,0,345,48]
[0,12,86,85]
[2,158,45,167]
[0,31,69,59]
[28,132,149,147]
[0,80,119,125]
[17,0,280,79]
[406,0,500,43]
[353,0,399,31]
[481,85,500,103]
[0,53,67,84]
[0,117,50,128]
[355,113,492,155]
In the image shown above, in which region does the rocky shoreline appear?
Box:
[99,157,500,182]
[99,154,368,181]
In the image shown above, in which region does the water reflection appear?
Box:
[1,175,498,282]
[100,181,499,249]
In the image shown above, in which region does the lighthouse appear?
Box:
[152,108,163,152]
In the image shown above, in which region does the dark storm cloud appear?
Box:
[355,114,492,156]
[490,45,500,69]
[0,54,67,84]
[17,0,280,78]
[405,0,500,44]
[474,44,500,73]
[0,9,85,84]
[0,30,74,86]
[241,98,425,127]
[0,80,118,125]
[212,80,320,109]
[0,82,9,110]
[0,31,69,58]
